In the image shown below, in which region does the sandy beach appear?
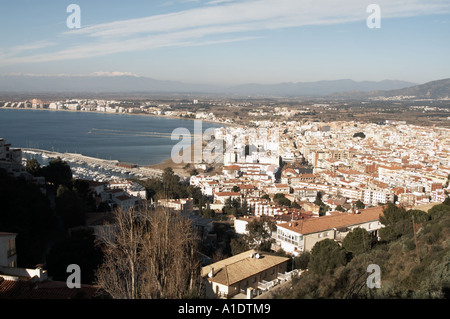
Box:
[146,138,222,178]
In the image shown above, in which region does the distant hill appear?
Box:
[368,78,450,99]
[0,74,217,94]
[0,73,430,97]
[331,78,450,99]
[227,79,417,97]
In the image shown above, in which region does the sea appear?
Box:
[0,108,224,167]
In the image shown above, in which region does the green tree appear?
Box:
[274,193,291,207]
[25,158,42,176]
[42,157,73,187]
[56,184,86,229]
[353,132,366,138]
[293,251,311,270]
[223,197,243,217]
[161,167,181,199]
[46,228,103,284]
[314,192,323,206]
[232,185,240,192]
[342,227,373,256]
[240,199,249,216]
[429,201,450,220]
[379,203,423,242]
[354,200,365,209]
[291,201,301,209]
[230,237,249,256]
[0,169,54,267]
[244,216,276,251]
[309,239,347,275]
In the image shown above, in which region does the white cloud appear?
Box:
[2,0,450,65]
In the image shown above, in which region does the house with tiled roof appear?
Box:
[201,249,289,299]
[275,206,384,255]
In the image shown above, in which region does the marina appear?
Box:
[22,148,164,182]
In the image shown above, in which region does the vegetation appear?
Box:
[230,216,277,255]
[95,206,202,299]
[353,132,366,138]
[0,168,55,267]
[222,197,249,217]
[139,167,203,204]
[271,200,450,299]
[46,228,103,284]
[273,193,291,207]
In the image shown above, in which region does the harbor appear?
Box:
[22,148,164,182]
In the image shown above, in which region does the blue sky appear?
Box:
[0,0,449,85]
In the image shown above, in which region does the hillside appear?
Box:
[0,74,417,97]
[268,201,450,299]
[332,78,450,99]
[370,78,450,99]
[227,79,417,97]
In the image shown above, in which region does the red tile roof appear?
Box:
[0,278,100,299]
[277,206,384,235]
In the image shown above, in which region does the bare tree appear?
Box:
[95,204,202,299]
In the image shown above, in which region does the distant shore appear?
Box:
[0,105,234,127]
[1,106,228,175]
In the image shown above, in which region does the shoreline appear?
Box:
[2,106,225,176]
[0,105,237,127]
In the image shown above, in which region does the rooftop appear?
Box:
[277,206,384,235]
[202,249,289,286]
[0,278,100,299]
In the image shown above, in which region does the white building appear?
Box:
[363,188,395,206]
[275,206,384,255]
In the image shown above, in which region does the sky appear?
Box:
[0,0,449,86]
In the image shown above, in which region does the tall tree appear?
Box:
[25,158,42,176]
[342,227,373,256]
[95,205,202,299]
[42,157,73,187]
[244,216,276,251]
[309,239,347,276]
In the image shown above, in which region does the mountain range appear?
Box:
[0,73,449,99]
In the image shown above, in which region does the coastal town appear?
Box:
[1,97,450,299]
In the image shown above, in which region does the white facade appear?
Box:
[363,188,395,206]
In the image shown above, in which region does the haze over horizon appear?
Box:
[1,0,450,86]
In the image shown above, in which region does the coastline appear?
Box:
[0,105,236,127]
[146,138,212,178]
[1,106,226,176]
